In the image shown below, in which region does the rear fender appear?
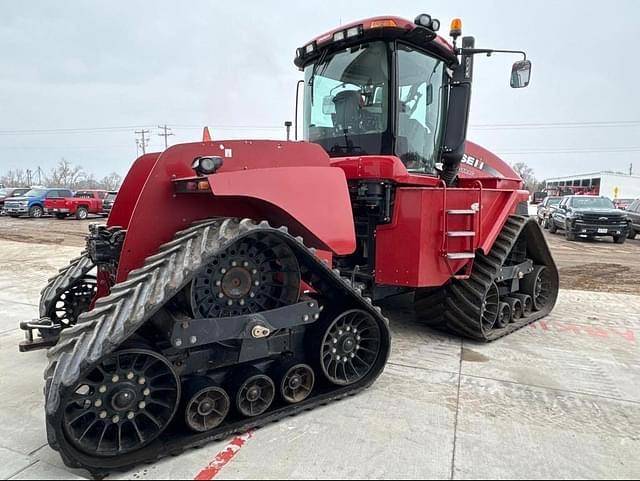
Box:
[114,141,355,282]
[107,153,160,229]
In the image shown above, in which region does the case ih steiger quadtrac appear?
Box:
[19,14,558,475]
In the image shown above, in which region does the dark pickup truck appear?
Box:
[549,196,630,243]
[0,187,30,215]
[626,199,640,239]
[100,191,118,217]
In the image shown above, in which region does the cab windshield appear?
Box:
[304,41,390,156]
[23,189,45,197]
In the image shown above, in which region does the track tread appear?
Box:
[416,215,559,341]
[44,218,391,475]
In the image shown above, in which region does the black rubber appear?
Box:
[414,216,559,341]
[43,218,391,476]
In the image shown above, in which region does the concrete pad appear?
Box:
[384,302,462,375]
[461,290,640,402]
[0,447,36,479]
[8,460,88,480]
[453,376,640,479]
[0,330,49,455]
[214,364,458,480]
[0,299,37,334]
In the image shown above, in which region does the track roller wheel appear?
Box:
[503,297,523,321]
[273,359,315,404]
[479,283,500,333]
[183,378,230,433]
[319,309,382,386]
[62,349,180,456]
[234,367,275,417]
[496,302,512,328]
[512,293,533,317]
[520,265,553,311]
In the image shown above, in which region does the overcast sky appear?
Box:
[1,0,639,181]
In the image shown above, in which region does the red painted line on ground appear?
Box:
[194,431,253,480]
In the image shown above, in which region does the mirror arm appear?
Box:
[458,48,527,61]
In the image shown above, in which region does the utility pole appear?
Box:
[135,129,150,155]
[158,125,174,150]
[630,163,634,176]
[26,169,32,186]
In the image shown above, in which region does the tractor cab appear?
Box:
[295,15,531,185]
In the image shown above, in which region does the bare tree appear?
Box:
[100,172,123,191]
[48,159,86,188]
[511,162,539,193]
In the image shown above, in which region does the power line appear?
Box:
[0,125,155,135]
[471,120,640,130]
[135,129,150,155]
[496,147,640,155]
[158,125,174,150]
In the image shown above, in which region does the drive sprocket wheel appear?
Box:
[320,309,381,386]
[62,349,180,456]
[190,235,300,318]
[41,276,97,339]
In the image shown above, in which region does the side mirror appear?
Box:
[510,60,531,88]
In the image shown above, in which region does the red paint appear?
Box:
[530,322,637,344]
[208,166,356,255]
[194,432,253,480]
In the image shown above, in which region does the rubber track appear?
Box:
[415,215,559,341]
[43,218,391,476]
[39,253,95,318]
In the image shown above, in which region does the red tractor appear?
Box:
[20,14,557,476]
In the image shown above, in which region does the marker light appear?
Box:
[450,18,462,38]
[192,156,224,176]
[333,30,345,42]
[370,19,397,29]
[346,25,363,38]
[305,42,316,54]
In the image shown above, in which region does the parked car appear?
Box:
[0,187,30,215]
[549,195,629,243]
[100,191,118,217]
[614,198,634,210]
[536,196,562,229]
[4,188,73,218]
[626,199,640,239]
[45,190,107,220]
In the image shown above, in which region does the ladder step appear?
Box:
[447,209,476,215]
[447,231,476,237]
[447,252,476,260]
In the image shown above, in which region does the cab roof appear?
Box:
[294,15,457,68]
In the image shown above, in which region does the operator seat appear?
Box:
[333,90,362,133]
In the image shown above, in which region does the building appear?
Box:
[545,171,640,200]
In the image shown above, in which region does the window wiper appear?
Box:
[309,48,330,105]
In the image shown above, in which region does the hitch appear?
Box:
[19,318,60,352]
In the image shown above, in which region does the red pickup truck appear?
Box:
[45,190,107,220]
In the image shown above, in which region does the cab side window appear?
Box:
[46,191,60,199]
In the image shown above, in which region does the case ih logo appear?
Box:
[462,153,485,171]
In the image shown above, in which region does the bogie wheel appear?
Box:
[41,276,97,339]
[191,235,300,319]
[513,294,533,317]
[320,309,381,386]
[479,283,500,334]
[274,360,315,404]
[234,368,275,417]
[496,302,512,328]
[504,297,523,322]
[62,349,180,457]
[520,266,553,311]
[183,378,230,433]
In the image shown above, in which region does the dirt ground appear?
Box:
[0,214,639,295]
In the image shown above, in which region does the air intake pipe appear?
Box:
[440,36,475,186]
